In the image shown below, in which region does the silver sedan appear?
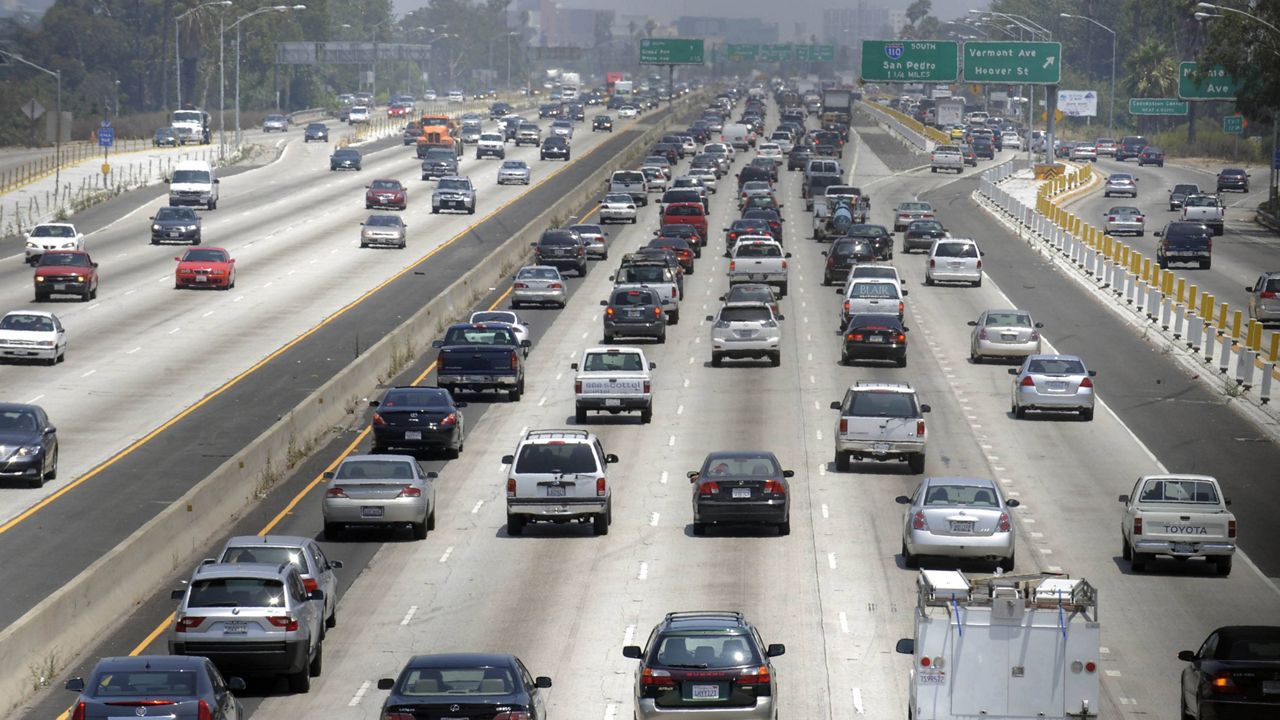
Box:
[1104,172,1138,197]
[1104,206,1145,236]
[896,476,1020,571]
[969,309,1043,363]
[360,214,407,249]
[569,224,609,260]
[497,160,531,185]
[511,265,566,308]
[1010,354,1097,421]
[321,455,437,540]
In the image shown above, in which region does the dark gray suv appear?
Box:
[602,286,667,343]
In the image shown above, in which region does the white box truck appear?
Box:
[896,570,1100,720]
[936,99,965,128]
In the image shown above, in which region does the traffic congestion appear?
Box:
[1,65,1278,720]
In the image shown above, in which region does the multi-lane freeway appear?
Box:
[7,89,1280,720]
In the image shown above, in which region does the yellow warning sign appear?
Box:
[101,162,111,175]
[1034,163,1064,180]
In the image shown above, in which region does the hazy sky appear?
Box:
[392,0,984,35]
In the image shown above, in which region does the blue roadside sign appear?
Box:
[98,121,114,148]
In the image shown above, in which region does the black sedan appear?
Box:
[303,122,329,142]
[153,127,180,147]
[1137,145,1164,167]
[65,655,245,720]
[370,386,466,457]
[742,208,783,244]
[378,653,551,719]
[1180,625,1280,720]
[787,145,813,170]
[655,223,702,258]
[150,205,203,245]
[592,114,613,132]
[0,403,58,488]
[845,223,893,260]
[329,148,362,171]
[689,450,793,536]
[841,313,908,367]
[1217,167,1250,192]
[822,237,876,285]
[902,219,948,254]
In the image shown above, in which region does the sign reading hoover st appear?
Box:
[860,41,958,83]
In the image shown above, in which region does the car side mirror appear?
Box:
[1178,650,1197,662]
[530,242,537,247]
[605,453,619,464]
[1154,231,1163,237]
[323,471,335,479]
[173,256,181,262]
[895,495,911,504]
[226,676,247,691]
[369,400,380,408]
[608,275,615,282]
[377,678,396,690]
[328,559,344,569]
[1008,368,1019,375]
[571,362,579,370]
[895,638,915,655]
[766,643,786,657]
[308,589,325,601]
[650,362,657,370]
[65,677,85,692]
[501,454,515,465]
[1006,498,1021,508]
[521,340,531,347]
[830,401,842,410]
[967,320,978,326]
[782,470,794,478]
[705,315,715,322]
[622,645,643,659]
[919,404,931,413]
[170,589,185,599]
[1247,286,1255,292]
[1118,493,1130,503]
[432,340,444,348]
[1088,370,1097,377]
[901,289,909,296]
[214,179,220,183]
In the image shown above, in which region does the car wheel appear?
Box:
[289,668,312,693]
[412,518,428,540]
[925,275,934,286]
[1122,535,1132,561]
[897,355,907,368]
[769,351,781,367]
[575,407,587,424]
[777,519,791,536]
[711,352,723,368]
[973,277,982,287]
[593,511,609,536]
[835,451,850,472]
[1181,696,1195,720]
[1014,405,1027,419]
[308,641,323,677]
[360,242,368,248]
[323,522,342,541]
[997,552,1015,573]
[640,406,653,424]
[509,379,524,402]
[1130,551,1148,573]
[778,281,788,296]
[208,199,217,210]
[692,522,707,536]
[907,454,926,474]
[1080,408,1095,421]
[1215,555,1233,576]
[507,514,525,536]
[668,309,679,325]
[902,540,918,568]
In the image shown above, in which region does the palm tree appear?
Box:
[906,0,932,26]
[1123,39,1178,133]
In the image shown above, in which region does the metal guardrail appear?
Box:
[977,160,1280,404]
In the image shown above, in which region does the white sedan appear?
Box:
[599,193,638,224]
[687,167,718,193]
[756,143,783,163]
[0,310,67,365]
[1001,132,1023,150]
[617,105,638,118]
[469,310,531,355]
[25,222,85,265]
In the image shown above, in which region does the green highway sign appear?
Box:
[727,43,758,61]
[860,40,958,83]
[1178,62,1240,100]
[811,45,835,61]
[1129,98,1189,116]
[1223,115,1244,135]
[962,41,1062,84]
[759,44,790,62]
[639,38,705,65]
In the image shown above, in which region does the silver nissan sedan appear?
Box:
[896,476,1020,572]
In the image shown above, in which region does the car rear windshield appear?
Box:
[850,282,898,299]
[720,306,772,323]
[611,290,657,307]
[923,484,1000,507]
[583,351,645,372]
[89,670,197,697]
[618,266,667,283]
[221,546,307,572]
[653,631,761,669]
[539,234,576,246]
[665,205,703,217]
[984,312,1032,327]
[1138,478,1220,504]
[843,391,918,418]
[728,287,770,303]
[399,666,516,696]
[909,221,943,232]
[381,388,451,407]
[1026,358,1086,375]
[370,180,400,190]
[735,244,781,258]
[701,453,780,477]
[515,443,597,473]
[188,577,285,608]
[851,267,896,281]
[1172,185,1199,194]
[443,327,517,345]
[934,242,978,258]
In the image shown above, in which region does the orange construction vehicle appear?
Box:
[416,114,462,159]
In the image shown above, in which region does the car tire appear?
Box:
[1130,552,1148,573]
[692,522,707,536]
[1121,535,1132,561]
[668,309,680,325]
[902,540,918,569]
[593,510,609,536]
[769,351,781,367]
[777,519,791,536]
[1215,555,1233,576]
[835,451,850,472]
[925,275,934,286]
[308,641,323,677]
[640,406,652,424]
[412,517,428,540]
[208,199,217,210]
[907,454,926,474]
[289,668,311,693]
[1014,405,1027,419]
[323,522,342,541]
[897,355,907,368]
[575,407,587,424]
[711,352,723,368]
[1080,408,1095,421]
[779,282,788,296]
[998,553,1015,573]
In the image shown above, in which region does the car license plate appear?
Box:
[732,488,751,499]
[1048,381,1068,391]
[691,684,720,700]
[169,231,180,238]
[919,672,945,685]
[868,335,885,343]
[626,309,642,318]
[361,506,384,518]
[196,275,208,282]
[1001,333,1018,341]
[53,283,66,291]
[464,376,488,383]
[872,442,890,455]
[1264,681,1280,694]
[222,621,247,635]
[547,485,566,497]
[405,431,422,440]
[950,521,975,533]
[604,399,621,407]
[751,274,766,281]
[1172,542,1195,554]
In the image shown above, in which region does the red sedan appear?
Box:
[175,247,235,290]
[387,104,408,118]
[366,179,408,210]
[33,250,99,302]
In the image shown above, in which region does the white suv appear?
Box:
[503,429,618,536]
[708,301,784,368]
[830,381,930,474]
[925,238,983,287]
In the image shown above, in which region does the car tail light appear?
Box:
[847,333,862,341]
[1262,291,1277,299]
[1133,517,1143,535]
[268,616,300,631]
[843,300,851,313]
[326,487,348,499]
[782,259,788,270]
[198,700,214,720]
[978,328,989,340]
[493,713,532,720]
[654,306,662,318]
[1030,330,1040,341]
[507,478,516,497]
[643,381,651,393]
[997,512,1011,532]
[739,665,772,685]
[763,480,786,495]
[1211,672,1241,694]
[896,333,906,343]
[929,258,936,268]
[439,412,457,428]
[699,481,721,495]
[641,667,675,686]
[511,352,520,370]
[1020,376,1036,387]
[1108,216,1117,223]
[1228,519,1237,538]
[302,577,318,593]
[513,282,528,289]
[839,418,847,433]
[729,260,736,271]
[549,282,564,289]
[976,259,983,270]
[574,380,583,393]
[175,616,204,632]
[912,511,928,530]
[71,703,86,720]
[605,306,615,317]
[1137,216,1144,223]
[596,477,607,496]
[1080,377,1093,388]
[372,413,387,426]
[826,255,835,268]
[916,420,926,436]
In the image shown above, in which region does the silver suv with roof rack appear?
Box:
[502,429,618,536]
[830,381,930,474]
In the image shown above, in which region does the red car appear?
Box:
[33,250,99,302]
[366,179,407,210]
[660,202,708,241]
[175,247,235,290]
[387,104,407,117]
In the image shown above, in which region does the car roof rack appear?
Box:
[525,429,591,441]
[663,610,744,622]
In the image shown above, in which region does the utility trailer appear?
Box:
[895,569,1100,720]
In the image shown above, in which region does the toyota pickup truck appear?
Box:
[728,237,792,295]
[1120,473,1236,575]
[830,381,929,473]
[571,347,656,423]
[930,144,964,174]
[611,256,682,323]
[1180,193,1225,236]
[432,322,531,401]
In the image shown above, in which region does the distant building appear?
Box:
[539,0,615,47]
[675,16,779,45]
[822,2,897,44]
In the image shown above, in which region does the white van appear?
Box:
[168,160,219,210]
[721,123,752,151]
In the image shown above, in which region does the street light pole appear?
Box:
[176,1,234,110]
[227,4,305,148]
[1061,13,1116,136]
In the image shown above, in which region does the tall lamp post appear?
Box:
[224,4,305,149]
[342,18,394,101]
[1060,13,1116,136]
[489,31,519,90]
[175,0,233,110]
[0,50,61,194]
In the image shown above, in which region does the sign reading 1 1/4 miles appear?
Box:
[860,41,958,83]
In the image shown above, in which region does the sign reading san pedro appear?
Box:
[860,40,958,83]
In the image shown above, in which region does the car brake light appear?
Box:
[699,481,720,495]
[1020,376,1036,387]
[843,300,850,313]
[1080,377,1094,388]
[372,413,387,426]
[1262,291,1277,299]
[1228,519,1236,538]
[439,412,458,428]
[596,477,607,496]
[847,333,862,341]
[384,713,415,720]
[326,487,348,498]
[929,258,936,268]
[916,420,926,436]
[493,713,532,720]
[507,478,516,497]
[643,381,651,393]
[267,616,300,631]
[654,306,662,318]
[513,282,527,289]
[1133,517,1143,535]
[913,510,928,530]
[1211,672,1241,694]
[175,616,204,631]
[1137,216,1144,222]
[729,260,736,271]
[978,328,989,340]
[896,333,906,343]
[739,665,772,684]
[511,352,520,370]
[976,259,983,270]
[781,259,788,270]
[839,418,848,433]
[549,282,564,289]
[1108,216,1117,223]
[642,667,675,686]
[997,512,1011,532]
[71,703,85,720]
[763,480,786,494]
[575,380,583,393]
[198,700,214,720]
[302,577,318,593]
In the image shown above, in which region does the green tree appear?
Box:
[1198,4,1280,122]
[906,0,932,27]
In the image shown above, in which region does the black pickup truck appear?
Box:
[432,323,530,401]
[1154,221,1213,270]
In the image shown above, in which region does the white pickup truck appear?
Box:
[728,237,791,296]
[1119,473,1236,575]
[930,144,964,174]
[1180,193,1225,236]
[571,347,655,424]
[830,381,930,473]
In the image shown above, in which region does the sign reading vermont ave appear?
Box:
[860,41,958,83]
[962,41,1062,84]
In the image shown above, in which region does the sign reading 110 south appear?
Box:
[860,40,958,83]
